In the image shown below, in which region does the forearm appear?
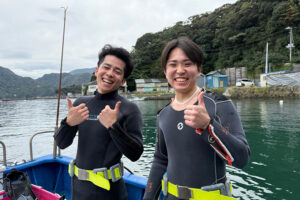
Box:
[143,153,167,200]
[202,118,250,168]
[54,117,78,149]
[109,122,143,161]
[200,99,251,168]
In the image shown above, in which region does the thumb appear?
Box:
[198,92,205,107]
[66,97,73,109]
[114,101,122,112]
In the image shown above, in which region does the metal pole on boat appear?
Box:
[0,141,7,166]
[54,7,67,159]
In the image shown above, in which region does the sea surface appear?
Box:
[0,98,299,200]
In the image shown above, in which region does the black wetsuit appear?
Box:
[143,91,250,200]
[54,90,143,200]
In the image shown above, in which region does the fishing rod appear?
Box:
[53,7,67,159]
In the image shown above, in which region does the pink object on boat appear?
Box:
[0,185,63,200]
[0,190,10,200]
[32,185,63,200]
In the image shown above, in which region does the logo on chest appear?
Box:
[177,122,184,131]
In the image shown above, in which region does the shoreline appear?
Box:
[1,86,300,101]
[127,86,300,100]
[126,86,300,100]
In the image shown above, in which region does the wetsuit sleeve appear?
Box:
[54,98,81,149]
[202,100,250,169]
[143,116,168,200]
[54,117,78,149]
[109,104,143,162]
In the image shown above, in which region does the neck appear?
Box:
[95,89,118,99]
[174,87,200,105]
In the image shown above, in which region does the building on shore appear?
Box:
[82,80,128,95]
[260,70,300,87]
[135,79,169,93]
[196,73,206,89]
[206,71,228,88]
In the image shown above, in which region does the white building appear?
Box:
[82,81,127,95]
[135,79,169,92]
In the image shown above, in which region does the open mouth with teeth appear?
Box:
[174,77,189,84]
[175,78,188,82]
[102,78,113,84]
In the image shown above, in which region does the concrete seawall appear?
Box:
[212,86,300,99]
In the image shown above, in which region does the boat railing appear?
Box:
[0,140,7,166]
[30,130,61,161]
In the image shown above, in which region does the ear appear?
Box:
[94,67,99,75]
[121,79,126,86]
[196,65,202,78]
[199,65,203,72]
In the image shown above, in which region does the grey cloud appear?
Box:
[0,51,32,59]
[1,0,237,79]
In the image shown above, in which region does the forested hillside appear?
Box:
[0,66,91,99]
[130,0,300,82]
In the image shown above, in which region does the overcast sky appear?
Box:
[0,0,237,79]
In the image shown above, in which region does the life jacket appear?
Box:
[3,169,36,200]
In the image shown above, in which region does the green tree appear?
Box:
[131,0,300,80]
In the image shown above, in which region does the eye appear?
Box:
[103,65,110,70]
[114,69,122,75]
[184,62,192,67]
[167,63,176,67]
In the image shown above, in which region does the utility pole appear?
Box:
[285,27,295,63]
[265,42,268,73]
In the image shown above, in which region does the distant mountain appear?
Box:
[0,66,39,99]
[0,66,92,99]
[36,73,92,88]
[69,67,95,75]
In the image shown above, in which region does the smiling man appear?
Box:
[143,37,250,200]
[55,44,143,200]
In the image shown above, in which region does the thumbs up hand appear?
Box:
[98,101,121,129]
[66,97,89,126]
[184,92,211,130]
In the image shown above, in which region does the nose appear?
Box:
[106,68,113,77]
[176,63,185,74]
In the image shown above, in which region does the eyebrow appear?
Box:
[103,63,112,67]
[103,63,123,72]
[167,58,191,63]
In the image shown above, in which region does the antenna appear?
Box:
[53,7,67,159]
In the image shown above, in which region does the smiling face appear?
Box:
[95,55,126,94]
[164,47,201,94]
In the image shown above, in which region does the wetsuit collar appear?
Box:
[95,89,118,100]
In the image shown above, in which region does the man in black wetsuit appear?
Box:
[143,37,250,200]
[55,45,143,200]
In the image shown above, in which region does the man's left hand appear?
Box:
[98,101,121,129]
[184,92,211,130]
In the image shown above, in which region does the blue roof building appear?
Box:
[206,71,228,88]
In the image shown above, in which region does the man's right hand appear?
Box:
[66,98,89,126]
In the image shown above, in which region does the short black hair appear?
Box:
[161,37,204,72]
[97,44,134,79]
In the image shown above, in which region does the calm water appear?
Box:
[0,98,300,200]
